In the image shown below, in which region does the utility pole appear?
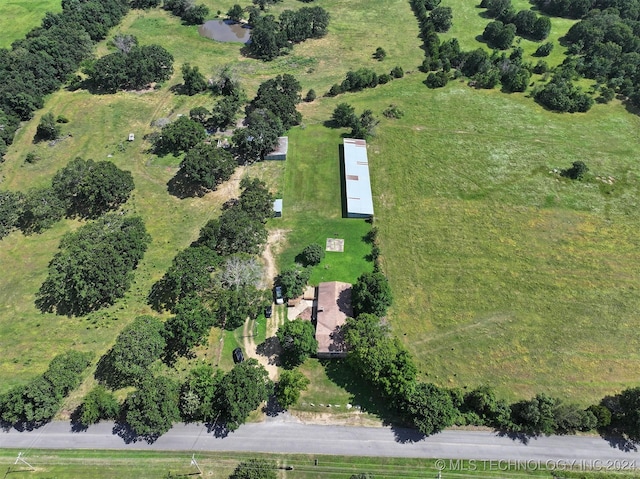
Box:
[15,452,35,471]
[190,454,203,475]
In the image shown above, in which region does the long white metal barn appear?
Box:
[343,138,374,218]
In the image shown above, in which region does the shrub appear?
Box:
[534,42,554,57]
[373,47,386,61]
[425,71,449,88]
[561,161,589,180]
[298,243,324,266]
[391,66,404,78]
[382,104,404,119]
[304,89,316,102]
[35,113,60,142]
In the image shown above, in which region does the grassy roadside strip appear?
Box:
[0,449,600,479]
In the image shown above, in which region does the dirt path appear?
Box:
[239,229,289,382]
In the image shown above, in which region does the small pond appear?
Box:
[198,20,251,43]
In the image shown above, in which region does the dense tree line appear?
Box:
[0,159,134,239]
[86,41,174,93]
[0,351,93,425]
[409,0,589,108]
[0,0,130,159]
[247,7,329,60]
[344,306,640,439]
[330,103,380,139]
[95,315,166,389]
[149,177,273,348]
[233,74,302,162]
[36,213,151,316]
[563,10,640,108]
[163,0,210,25]
[327,66,405,97]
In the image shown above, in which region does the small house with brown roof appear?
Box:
[315,281,352,359]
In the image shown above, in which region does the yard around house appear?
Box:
[0,0,639,422]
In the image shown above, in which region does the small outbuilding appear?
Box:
[315,281,352,359]
[343,138,374,218]
[264,136,288,160]
[273,198,283,217]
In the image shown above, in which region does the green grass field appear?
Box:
[0,0,61,48]
[1,0,640,421]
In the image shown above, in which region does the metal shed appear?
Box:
[273,198,283,217]
[343,138,374,218]
[264,136,288,160]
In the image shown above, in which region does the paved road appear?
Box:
[2,417,640,469]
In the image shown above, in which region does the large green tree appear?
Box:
[148,245,220,312]
[179,364,223,422]
[201,207,268,256]
[510,393,558,435]
[163,294,216,365]
[0,351,92,425]
[215,285,267,330]
[78,385,120,427]
[238,177,275,223]
[216,359,273,431]
[344,314,416,401]
[95,315,166,389]
[51,158,135,219]
[248,74,302,129]
[179,143,236,191]
[0,190,24,239]
[87,44,174,93]
[276,265,311,299]
[614,387,640,441]
[232,109,284,162]
[34,112,60,142]
[18,187,66,235]
[351,271,393,317]
[275,369,310,409]
[36,214,151,316]
[276,319,318,368]
[155,116,206,155]
[124,376,181,438]
[402,382,456,436]
[181,63,208,95]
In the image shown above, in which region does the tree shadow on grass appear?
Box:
[167,169,208,199]
[322,359,421,442]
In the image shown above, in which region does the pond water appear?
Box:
[198,20,251,43]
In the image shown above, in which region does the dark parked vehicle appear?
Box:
[265,305,273,318]
[232,347,244,364]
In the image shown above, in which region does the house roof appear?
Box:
[316,281,352,355]
[343,138,374,217]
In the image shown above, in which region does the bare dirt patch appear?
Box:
[325,238,344,252]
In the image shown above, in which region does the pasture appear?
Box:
[0,0,61,48]
[0,0,639,417]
